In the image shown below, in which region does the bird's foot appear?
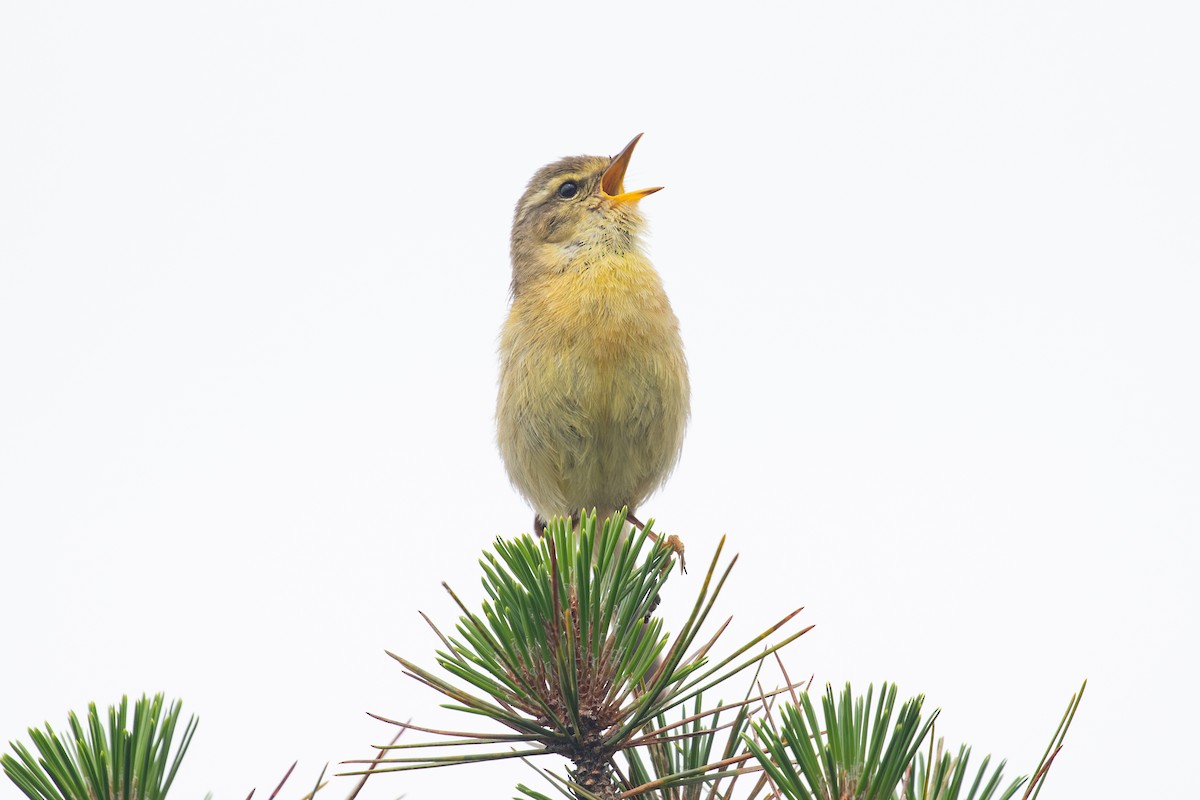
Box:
[657,534,686,573]
[658,534,687,574]
[645,591,661,624]
[626,512,686,574]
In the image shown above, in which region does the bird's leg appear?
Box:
[626,512,687,575]
[532,513,583,537]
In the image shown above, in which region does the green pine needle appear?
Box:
[746,682,937,800]
[2,694,197,800]
[347,509,812,800]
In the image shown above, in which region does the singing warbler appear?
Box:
[497,134,689,533]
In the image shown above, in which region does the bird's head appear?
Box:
[509,134,662,294]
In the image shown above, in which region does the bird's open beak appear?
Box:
[601,133,664,203]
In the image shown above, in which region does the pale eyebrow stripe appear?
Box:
[528,174,588,207]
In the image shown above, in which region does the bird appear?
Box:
[496,134,689,539]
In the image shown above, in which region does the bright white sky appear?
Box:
[2,2,1196,798]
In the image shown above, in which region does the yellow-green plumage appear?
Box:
[497,138,689,526]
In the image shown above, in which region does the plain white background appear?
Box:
[2,2,1196,797]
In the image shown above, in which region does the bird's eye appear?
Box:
[557,181,579,199]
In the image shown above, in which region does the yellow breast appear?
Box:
[496,253,689,520]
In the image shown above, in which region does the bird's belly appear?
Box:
[497,298,688,521]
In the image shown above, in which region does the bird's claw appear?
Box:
[662,534,687,574]
[645,530,686,574]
